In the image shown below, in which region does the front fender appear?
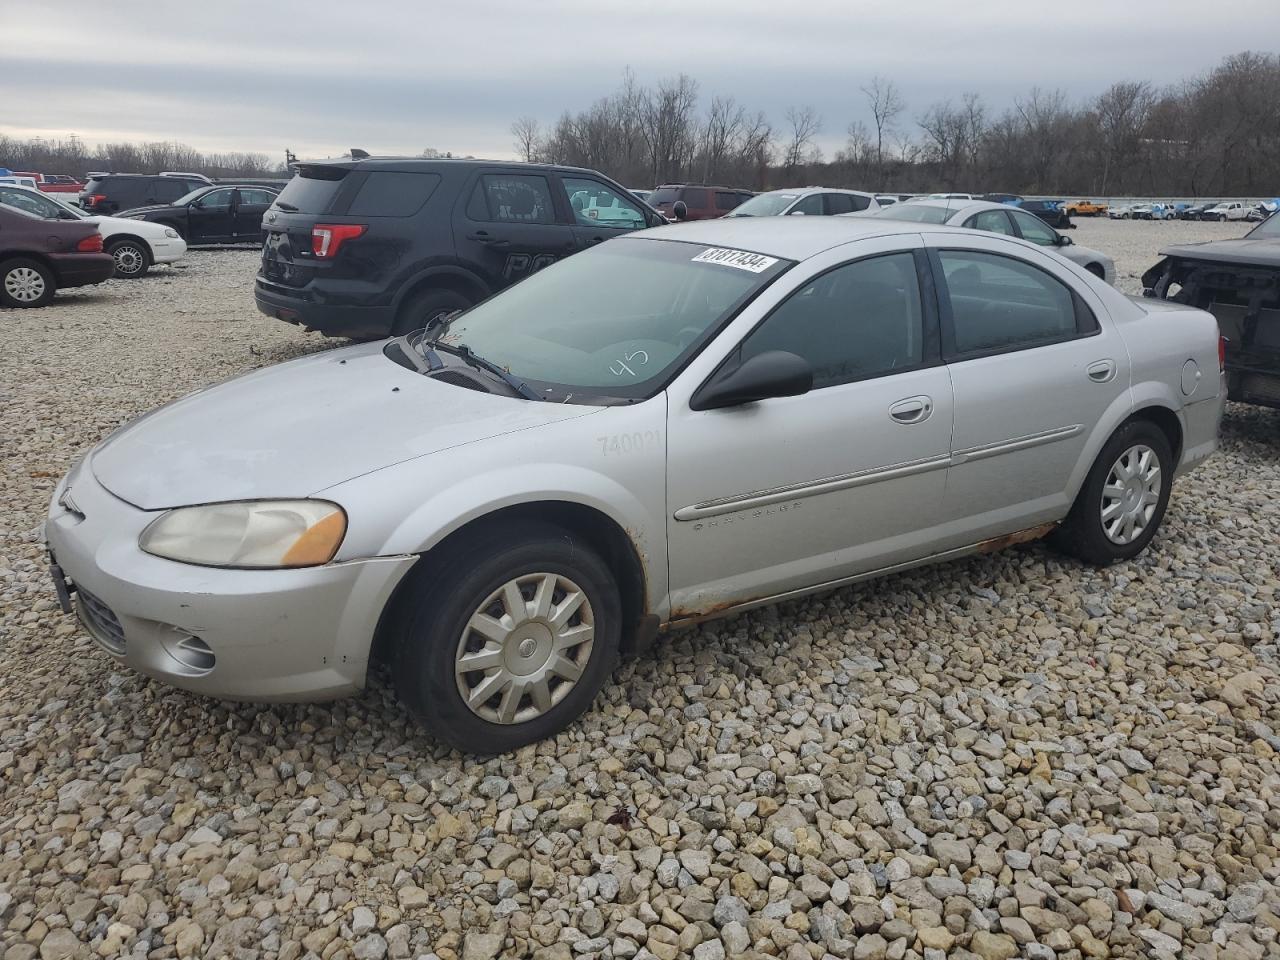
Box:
[324,402,670,616]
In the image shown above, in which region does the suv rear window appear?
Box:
[649,187,678,205]
[273,166,350,215]
[348,171,441,217]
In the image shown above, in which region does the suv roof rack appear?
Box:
[160,171,213,182]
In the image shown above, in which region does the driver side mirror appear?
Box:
[691,350,814,411]
[672,200,688,221]
[1056,234,1073,246]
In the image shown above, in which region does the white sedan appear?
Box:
[0,183,186,278]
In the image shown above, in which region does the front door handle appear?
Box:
[1087,359,1117,383]
[468,231,509,248]
[889,395,933,424]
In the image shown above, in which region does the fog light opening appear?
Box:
[161,629,216,674]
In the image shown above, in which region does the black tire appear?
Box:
[0,258,57,308]
[106,238,151,279]
[392,287,472,337]
[1085,262,1106,280]
[1052,419,1173,566]
[393,522,622,754]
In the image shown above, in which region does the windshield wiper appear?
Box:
[432,341,542,401]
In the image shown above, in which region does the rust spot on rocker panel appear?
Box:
[973,522,1059,554]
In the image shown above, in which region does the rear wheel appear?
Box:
[107,238,151,279]
[392,287,472,337]
[1052,419,1173,566]
[393,523,621,753]
[0,258,56,308]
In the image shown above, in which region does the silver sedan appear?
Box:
[851,198,1116,283]
[46,218,1223,752]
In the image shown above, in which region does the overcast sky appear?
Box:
[5,0,1278,164]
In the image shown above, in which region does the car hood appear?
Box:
[1156,237,1280,267]
[83,214,173,237]
[90,341,597,509]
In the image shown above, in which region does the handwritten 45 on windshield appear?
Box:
[610,350,649,377]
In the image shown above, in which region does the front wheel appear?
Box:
[0,258,56,308]
[1052,420,1173,566]
[107,238,151,279]
[393,524,621,753]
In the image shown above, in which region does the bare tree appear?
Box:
[861,76,905,172]
[639,74,700,183]
[510,116,541,162]
[781,106,822,177]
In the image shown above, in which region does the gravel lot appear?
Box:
[2,219,1278,960]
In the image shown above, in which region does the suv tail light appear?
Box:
[311,224,366,258]
[1219,335,1227,373]
[76,234,104,253]
[84,194,106,209]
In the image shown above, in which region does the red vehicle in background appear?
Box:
[648,183,753,220]
[14,172,85,194]
[0,205,113,307]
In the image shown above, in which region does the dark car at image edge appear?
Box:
[255,157,668,339]
[0,205,114,308]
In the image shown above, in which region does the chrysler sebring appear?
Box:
[45,218,1224,752]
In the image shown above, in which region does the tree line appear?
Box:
[0,136,285,180]
[513,52,1280,197]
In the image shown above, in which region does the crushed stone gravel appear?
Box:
[1,222,1278,960]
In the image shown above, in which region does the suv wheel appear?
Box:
[0,258,56,308]
[393,287,472,337]
[107,239,151,279]
[1052,419,1173,566]
[393,523,621,754]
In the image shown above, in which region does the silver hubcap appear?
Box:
[4,267,45,302]
[454,572,594,725]
[1101,444,1161,545]
[113,245,143,274]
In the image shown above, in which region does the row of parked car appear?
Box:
[0,172,284,306]
[1106,199,1278,221]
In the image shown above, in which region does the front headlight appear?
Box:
[164,228,180,239]
[140,500,347,568]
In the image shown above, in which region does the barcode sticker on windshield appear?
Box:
[691,248,778,273]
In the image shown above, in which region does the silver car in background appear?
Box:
[45,218,1223,753]
[853,198,1116,283]
[727,187,880,218]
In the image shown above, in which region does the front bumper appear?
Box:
[44,457,416,701]
[148,237,187,264]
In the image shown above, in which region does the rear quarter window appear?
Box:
[682,188,710,208]
[347,171,441,217]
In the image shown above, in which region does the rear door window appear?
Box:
[965,210,1015,236]
[824,193,855,215]
[937,250,1095,357]
[472,174,556,224]
[347,171,441,216]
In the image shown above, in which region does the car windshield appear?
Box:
[1248,213,1280,238]
[424,237,791,401]
[864,203,952,224]
[727,193,801,217]
[173,187,209,205]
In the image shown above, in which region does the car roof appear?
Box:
[298,156,626,179]
[640,215,974,261]
[754,187,876,198]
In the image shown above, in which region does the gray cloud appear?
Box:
[4,0,1276,162]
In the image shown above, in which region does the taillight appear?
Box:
[85,193,106,208]
[311,224,366,258]
[1218,335,1227,372]
[76,234,103,253]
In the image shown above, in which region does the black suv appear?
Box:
[79,174,212,215]
[122,184,279,244]
[255,157,667,339]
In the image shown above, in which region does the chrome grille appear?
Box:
[77,587,126,656]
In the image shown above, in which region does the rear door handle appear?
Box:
[468,232,509,247]
[1087,359,1117,383]
[889,395,933,424]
